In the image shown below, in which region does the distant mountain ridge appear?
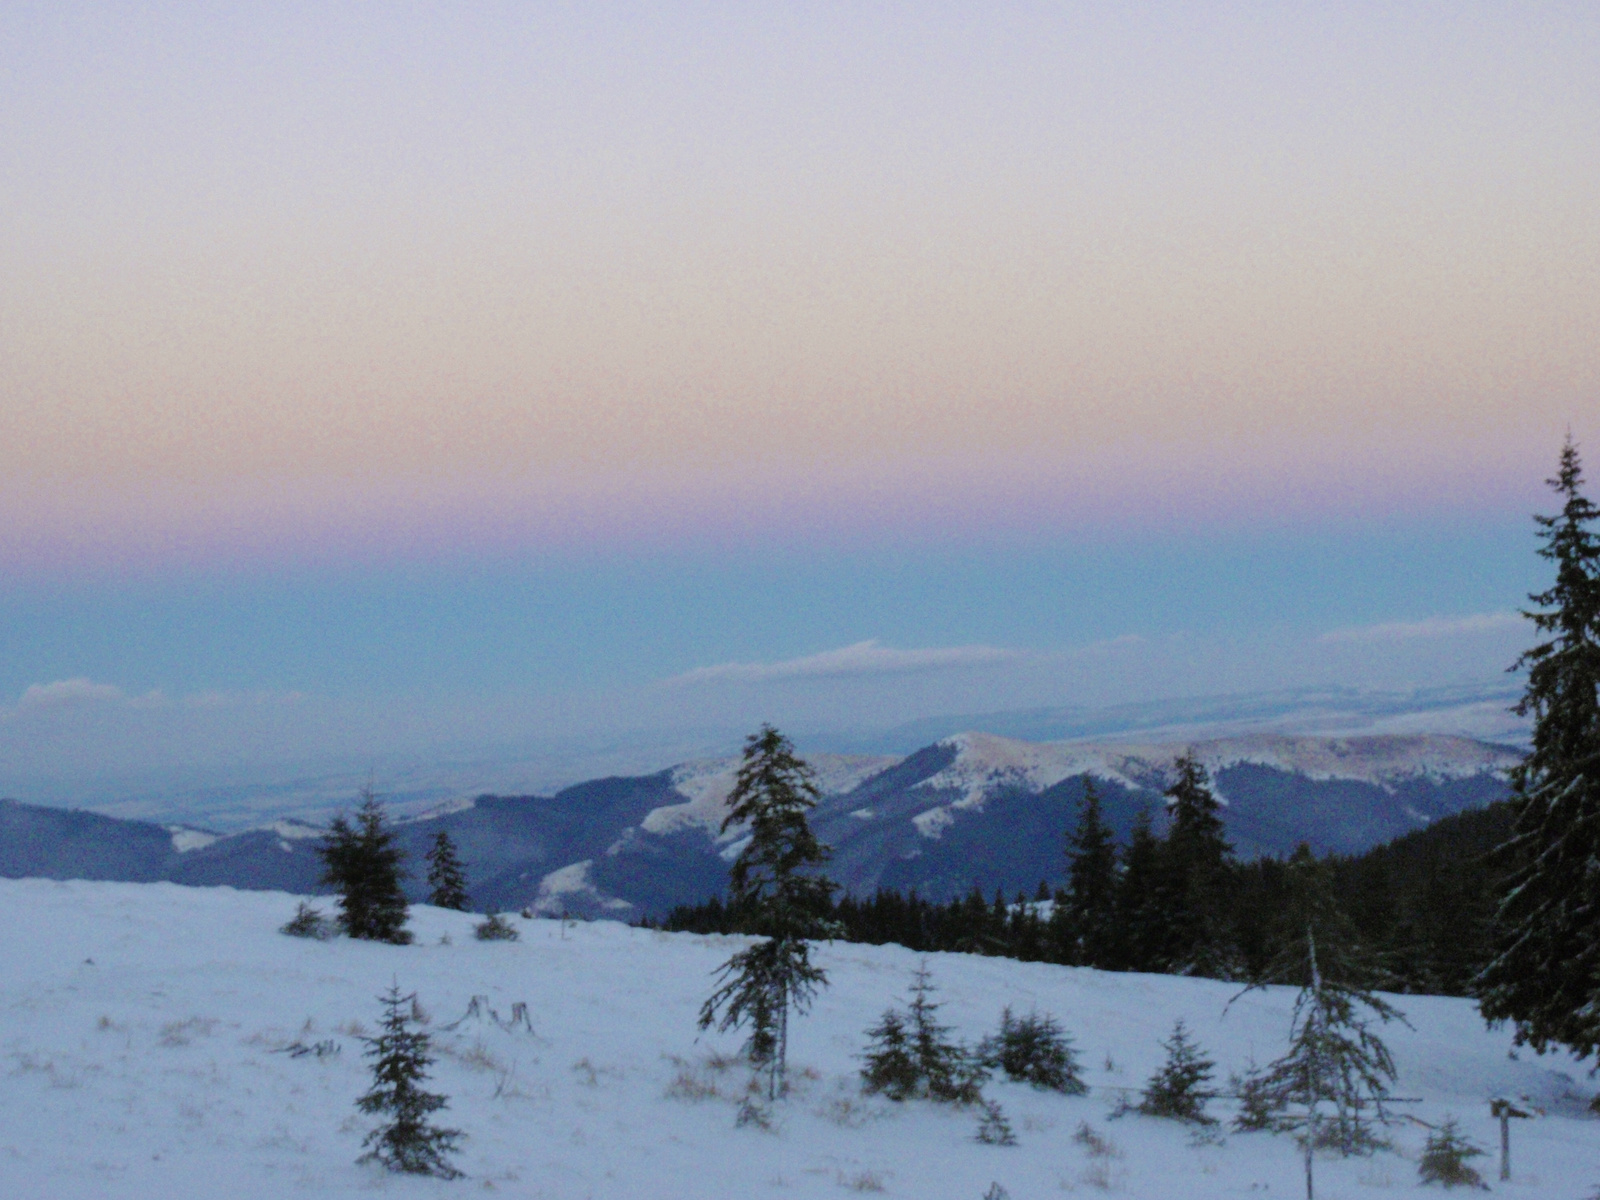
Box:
[0,732,1519,920]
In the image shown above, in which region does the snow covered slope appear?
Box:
[1,878,1593,1199]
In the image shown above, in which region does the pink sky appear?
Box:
[2,3,1597,576]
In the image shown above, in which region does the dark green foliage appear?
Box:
[472,912,519,941]
[722,724,837,941]
[1479,437,1600,1060]
[860,1008,919,1099]
[320,788,411,944]
[425,831,469,911]
[1112,807,1167,972]
[1137,1019,1216,1124]
[978,1007,1086,1093]
[1061,780,1119,967]
[665,790,1520,997]
[1157,754,1239,978]
[975,1099,1017,1146]
[356,983,463,1178]
[1418,1118,1488,1189]
[860,963,986,1104]
[280,900,333,940]
[699,726,837,1100]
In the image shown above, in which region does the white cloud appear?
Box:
[673,640,1019,685]
[1319,612,1523,645]
[17,678,127,709]
[14,684,168,713]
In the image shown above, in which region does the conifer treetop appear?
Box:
[720,724,835,937]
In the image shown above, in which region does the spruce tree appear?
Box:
[1063,779,1119,968]
[425,830,469,911]
[699,725,836,1100]
[1137,1018,1216,1123]
[320,785,412,944]
[1417,1118,1488,1189]
[1158,753,1238,977]
[1479,437,1600,1060]
[1113,807,1166,972]
[1237,848,1407,1155]
[860,963,985,1103]
[860,1007,919,1099]
[978,1006,1086,1093]
[356,982,463,1178]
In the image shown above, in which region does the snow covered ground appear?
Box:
[1,878,1594,1199]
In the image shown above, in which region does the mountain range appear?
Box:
[0,731,1519,919]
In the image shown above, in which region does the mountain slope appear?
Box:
[0,877,1591,1199]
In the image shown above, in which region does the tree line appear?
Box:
[660,764,1510,997]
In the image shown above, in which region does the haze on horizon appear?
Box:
[1,3,1595,794]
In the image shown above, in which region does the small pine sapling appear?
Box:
[860,1008,920,1100]
[859,964,985,1104]
[473,913,519,941]
[1418,1119,1489,1190]
[908,964,986,1103]
[1230,1063,1275,1132]
[280,901,333,940]
[1137,1018,1216,1124]
[425,830,470,911]
[356,982,463,1178]
[978,1007,1086,1094]
[975,1099,1018,1146]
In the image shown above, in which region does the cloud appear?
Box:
[673,640,1020,685]
[17,678,127,709]
[1319,612,1523,645]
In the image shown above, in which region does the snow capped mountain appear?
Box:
[644,754,899,840]
[1,733,1519,918]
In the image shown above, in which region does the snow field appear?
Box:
[0,878,1594,1199]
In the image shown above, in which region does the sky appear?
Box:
[2,3,1597,792]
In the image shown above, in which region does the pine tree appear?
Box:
[425,830,469,911]
[907,964,986,1102]
[975,1099,1018,1146]
[1158,752,1238,978]
[1253,930,1403,1154]
[860,1008,920,1099]
[699,725,837,1100]
[320,785,412,944]
[1417,1118,1488,1189]
[356,982,463,1178]
[280,900,333,940]
[1113,807,1166,972]
[861,963,985,1103]
[1238,850,1407,1155]
[978,1007,1086,1094]
[1479,437,1600,1060]
[1137,1018,1216,1123]
[1063,779,1119,968]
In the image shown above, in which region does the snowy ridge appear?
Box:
[166,827,219,854]
[644,754,899,840]
[907,731,1520,839]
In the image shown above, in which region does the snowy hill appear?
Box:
[0,878,1593,1199]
